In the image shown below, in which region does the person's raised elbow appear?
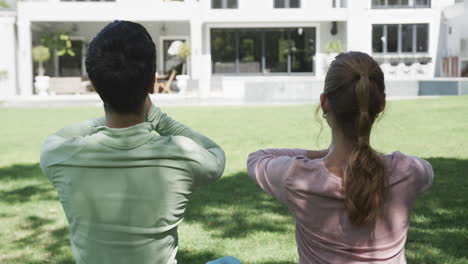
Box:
[246,151,264,181]
[206,146,226,182]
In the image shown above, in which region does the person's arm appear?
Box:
[245,148,328,159]
[247,149,304,207]
[146,104,219,150]
[146,103,226,184]
[306,149,329,160]
[410,156,434,194]
[40,117,105,178]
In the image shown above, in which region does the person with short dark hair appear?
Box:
[247,51,433,264]
[40,21,227,264]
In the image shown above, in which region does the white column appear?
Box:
[190,18,202,82]
[17,19,34,96]
[347,0,372,54]
[190,10,211,98]
[0,14,17,99]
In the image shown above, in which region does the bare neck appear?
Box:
[324,129,357,178]
[105,111,146,129]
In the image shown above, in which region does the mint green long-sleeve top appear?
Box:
[40,104,226,264]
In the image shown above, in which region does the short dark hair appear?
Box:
[86,21,156,113]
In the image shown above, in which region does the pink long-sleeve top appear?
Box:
[247,149,433,264]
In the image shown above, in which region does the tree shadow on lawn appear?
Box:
[0,163,57,204]
[185,158,468,262]
[405,158,468,264]
[1,158,467,264]
[0,163,44,181]
[6,215,73,264]
[184,171,293,239]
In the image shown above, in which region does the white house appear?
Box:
[0,0,466,101]
[440,0,468,77]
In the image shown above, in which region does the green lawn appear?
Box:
[0,96,467,264]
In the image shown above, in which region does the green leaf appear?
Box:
[57,50,66,56]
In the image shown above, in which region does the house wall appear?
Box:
[0,12,17,99]
[436,1,467,76]
[199,0,348,23]
[9,0,466,98]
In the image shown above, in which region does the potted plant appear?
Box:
[323,40,344,72]
[32,45,51,95]
[168,41,191,93]
[0,0,9,8]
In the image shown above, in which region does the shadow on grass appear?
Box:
[0,184,56,203]
[406,157,468,264]
[184,171,293,239]
[177,249,220,264]
[1,158,468,264]
[0,163,44,181]
[8,215,73,264]
[0,163,57,204]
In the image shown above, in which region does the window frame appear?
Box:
[211,0,238,9]
[210,27,316,76]
[274,0,301,9]
[371,0,431,8]
[372,23,429,54]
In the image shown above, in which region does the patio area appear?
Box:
[29,21,192,96]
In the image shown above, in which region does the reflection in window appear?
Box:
[416,24,429,52]
[415,0,431,7]
[211,30,236,73]
[289,0,300,7]
[372,0,386,6]
[59,40,84,77]
[401,24,413,52]
[372,0,430,8]
[372,25,384,53]
[211,27,316,74]
[212,0,238,9]
[372,24,429,53]
[290,28,315,73]
[274,0,300,8]
[227,0,237,8]
[239,30,262,73]
[265,29,289,73]
[387,25,398,53]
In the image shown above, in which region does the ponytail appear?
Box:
[343,73,386,226]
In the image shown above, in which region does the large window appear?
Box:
[372,0,430,8]
[212,0,238,9]
[416,24,429,52]
[211,31,237,73]
[332,0,347,8]
[239,31,262,73]
[372,24,429,53]
[274,0,300,8]
[211,28,316,74]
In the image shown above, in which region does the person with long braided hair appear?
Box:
[247,51,433,264]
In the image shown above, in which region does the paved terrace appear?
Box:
[0,93,442,108]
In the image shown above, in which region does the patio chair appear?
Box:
[158,70,176,94]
